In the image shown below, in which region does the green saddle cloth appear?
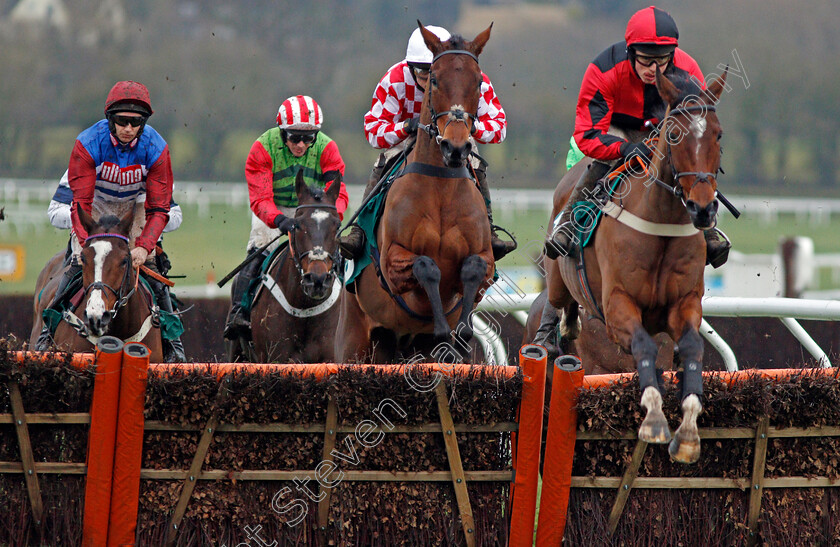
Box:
[552,171,625,251]
[344,190,387,286]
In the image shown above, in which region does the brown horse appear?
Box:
[544,69,728,464]
[30,209,164,361]
[337,23,496,363]
[229,171,343,363]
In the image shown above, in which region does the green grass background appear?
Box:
[2,200,839,295]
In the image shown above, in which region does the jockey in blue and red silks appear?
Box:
[339,25,516,262]
[36,80,185,362]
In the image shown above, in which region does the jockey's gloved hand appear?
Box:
[274,214,298,235]
[620,141,654,160]
[404,117,419,135]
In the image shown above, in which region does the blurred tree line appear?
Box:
[0,0,838,194]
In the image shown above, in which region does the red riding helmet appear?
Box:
[625,6,679,56]
[276,95,323,131]
[104,81,154,117]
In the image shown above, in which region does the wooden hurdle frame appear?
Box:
[539,366,840,546]
[1,346,550,546]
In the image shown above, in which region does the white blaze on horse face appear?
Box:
[311,210,330,226]
[86,240,112,319]
[690,114,707,157]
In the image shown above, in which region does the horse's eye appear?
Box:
[717,132,723,141]
[430,76,438,87]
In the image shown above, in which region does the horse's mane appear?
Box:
[445,35,467,50]
[649,72,707,121]
[96,214,123,233]
[307,185,326,203]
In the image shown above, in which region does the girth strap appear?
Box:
[398,162,472,180]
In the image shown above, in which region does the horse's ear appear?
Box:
[117,209,133,236]
[325,172,341,204]
[77,206,96,234]
[295,170,310,202]
[469,23,493,57]
[705,67,728,103]
[655,68,680,106]
[418,20,444,56]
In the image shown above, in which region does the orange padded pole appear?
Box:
[509,344,547,546]
[536,355,585,545]
[108,343,150,546]
[581,367,839,390]
[82,337,124,547]
[11,351,95,368]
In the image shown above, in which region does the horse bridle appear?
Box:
[421,49,480,144]
[288,203,342,293]
[83,233,136,320]
[647,104,723,204]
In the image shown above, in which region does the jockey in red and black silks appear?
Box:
[573,6,705,162]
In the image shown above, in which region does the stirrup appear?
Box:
[34,325,53,352]
[490,224,517,261]
[705,228,731,269]
[547,220,579,259]
[339,229,366,261]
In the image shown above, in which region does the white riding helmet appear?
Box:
[405,25,451,66]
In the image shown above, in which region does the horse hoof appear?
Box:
[638,415,671,444]
[669,436,701,464]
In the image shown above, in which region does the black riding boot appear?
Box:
[532,301,560,360]
[147,274,186,363]
[224,252,265,341]
[474,166,517,261]
[34,263,81,351]
[704,228,731,268]
[546,161,612,259]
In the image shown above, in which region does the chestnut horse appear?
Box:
[30,208,164,360]
[337,23,496,363]
[544,69,728,463]
[229,171,342,363]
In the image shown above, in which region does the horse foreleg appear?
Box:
[452,254,487,348]
[633,326,671,444]
[336,292,373,363]
[412,256,450,341]
[606,292,671,443]
[669,325,704,464]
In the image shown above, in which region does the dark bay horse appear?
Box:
[336,23,496,363]
[30,208,164,361]
[230,171,342,363]
[544,69,728,463]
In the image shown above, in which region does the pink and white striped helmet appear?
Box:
[276,95,323,130]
